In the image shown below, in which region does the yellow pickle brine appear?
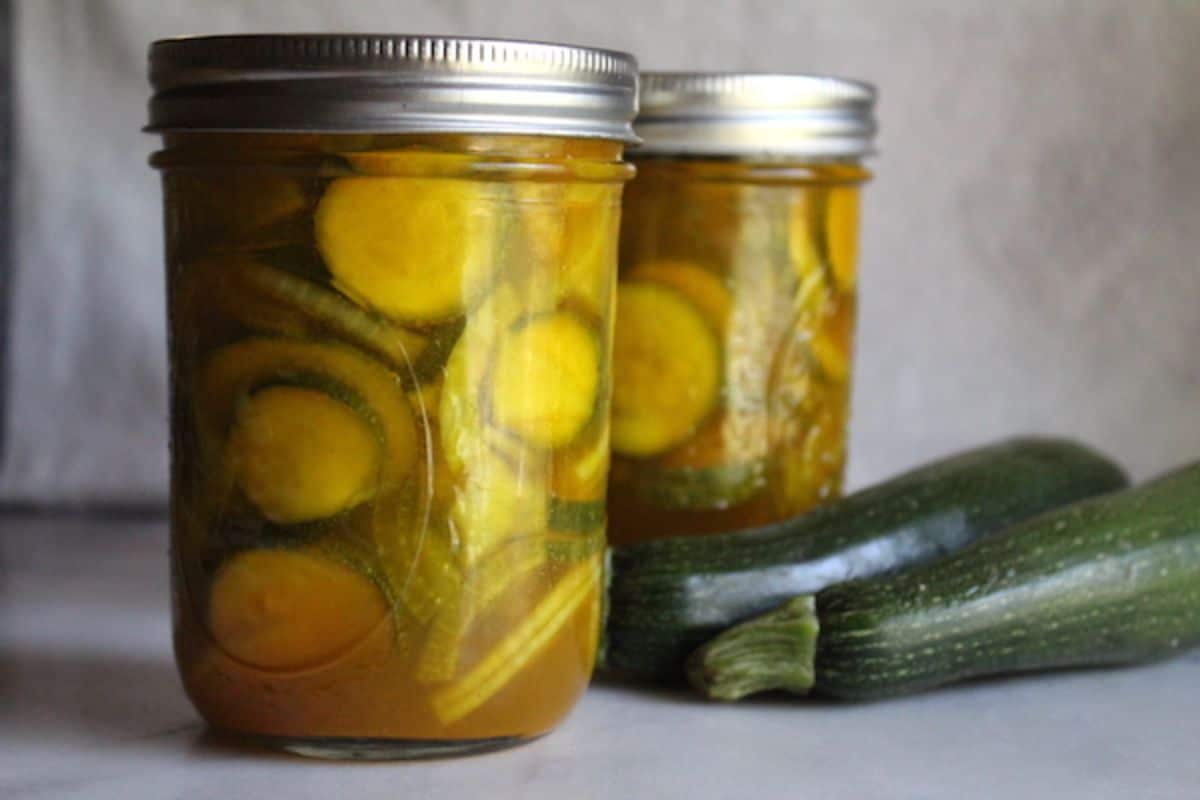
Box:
[148,35,637,759]
[607,72,876,544]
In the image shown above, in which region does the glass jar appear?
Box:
[608,73,876,544]
[147,35,637,759]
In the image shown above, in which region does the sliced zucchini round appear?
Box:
[628,259,732,332]
[611,282,722,457]
[489,311,602,450]
[197,338,419,498]
[207,548,388,672]
[315,176,498,323]
[226,385,381,524]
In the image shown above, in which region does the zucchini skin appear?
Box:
[812,463,1200,700]
[602,438,1128,680]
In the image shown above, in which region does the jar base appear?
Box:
[243,733,536,761]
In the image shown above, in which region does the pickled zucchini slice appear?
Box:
[431,556,601,723]
[197,338,419,498]
[207,548,387,672]
[440,307,548,565]
[177,254,433,378]
[489,311,601,449]
[315,177,498,322]
[416,536,548,683]
[226,256,431,375]
[628,259,732,332]
[226,386,381,524]
[611,282,722,457]
[451,458,548,567]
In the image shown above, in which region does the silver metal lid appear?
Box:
[147,34,639,142]
[635,72,876,158]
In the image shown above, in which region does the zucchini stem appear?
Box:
[686,596,819,701]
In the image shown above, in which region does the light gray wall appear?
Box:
[5,0,1199,505]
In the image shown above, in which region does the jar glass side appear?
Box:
[159,132,628,756]
[607,157,869,543]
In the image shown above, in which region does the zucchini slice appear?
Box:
[488,311,602,450]
[431,556,601,723]
[440,305,548,565]
[196,338,420,499]
[206,548,388,672]
[416,536,549,683]
[315,176,499,323]
[179,256,434,380]
[627,259,732,332]
[226,385,381,524]
[611,282,722,457]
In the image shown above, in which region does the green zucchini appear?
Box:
[688,462,1200,701]
[601,438,1128,681]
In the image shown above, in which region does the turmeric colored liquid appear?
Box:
[607,159,868,544]
[156,133,626,753]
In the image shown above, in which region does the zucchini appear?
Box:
[315,176,499,323]
[220,256,434,379]
[689,462,1200,701]
[226,385,380,524]
[196,337,420,497]
[207,547,389,672]
[611,281,722,457]
[488,310,602,450]
[601,438,1128,680]
[431,555,602,723]
[628,259,732,332]
[439,307,549,564]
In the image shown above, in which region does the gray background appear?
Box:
[4,0,1198,506]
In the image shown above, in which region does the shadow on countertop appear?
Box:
[0,648,199,750]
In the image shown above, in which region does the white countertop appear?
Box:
[1,514,1197,800]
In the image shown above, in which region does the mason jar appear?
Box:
[608,73,876,544]
[147,35,637,758]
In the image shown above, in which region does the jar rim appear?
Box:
[146,34,640,143]
[634,71,877,158]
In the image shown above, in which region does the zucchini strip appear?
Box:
[232,257,431,373]
[416,538,548,683]
[431,556,601,723]
[184,256,431,375]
